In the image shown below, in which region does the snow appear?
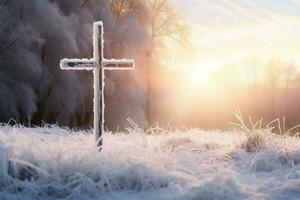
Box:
[1,125,300,199]
[93,21,103,63]
[94,66,102,148]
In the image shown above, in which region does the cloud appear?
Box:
[172,0,300,65]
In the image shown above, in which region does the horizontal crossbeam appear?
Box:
[60,58,96,70]
[60,58,134,71]
[103,59,134,70]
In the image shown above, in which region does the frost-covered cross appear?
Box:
[60,21,134,149]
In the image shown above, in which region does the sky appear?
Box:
[172,0,300,70]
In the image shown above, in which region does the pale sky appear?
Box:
[172,0,300,68]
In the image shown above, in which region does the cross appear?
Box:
[60,21,134,149]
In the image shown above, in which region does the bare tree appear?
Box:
[110,0,146,25]
[147,0,186,43]
[243,57,261,115]
[110,0,127,24]
[41,33,53,62]
[144,0,188,126]
[109,0,188,127]
[281,62,297,120]
[265,59,283,118]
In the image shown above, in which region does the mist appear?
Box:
[3,0,300,132]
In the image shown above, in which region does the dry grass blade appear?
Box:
[232,109,266,152]
[231,109,300,154]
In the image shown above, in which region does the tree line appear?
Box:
[0,0,185,130]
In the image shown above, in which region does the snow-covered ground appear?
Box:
[1,125,300,200]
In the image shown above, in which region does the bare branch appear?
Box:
[0,39,18,54]
[81,0,89,7]
[155,27,185,38]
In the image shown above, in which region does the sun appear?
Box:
[174,59,220,87]
[187,61,214,85]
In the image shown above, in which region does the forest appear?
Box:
[0,0,184,130]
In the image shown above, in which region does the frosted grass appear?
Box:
[1,125,300,199]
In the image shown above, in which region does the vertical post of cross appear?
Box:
[93,22,104,148]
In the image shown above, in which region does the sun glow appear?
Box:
[171,59,221,88]
[191,60,221,84]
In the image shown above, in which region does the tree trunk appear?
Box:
[145,52,153,128]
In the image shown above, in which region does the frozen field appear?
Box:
[1,124,300,200]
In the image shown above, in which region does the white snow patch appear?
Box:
[1,126,300,199]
